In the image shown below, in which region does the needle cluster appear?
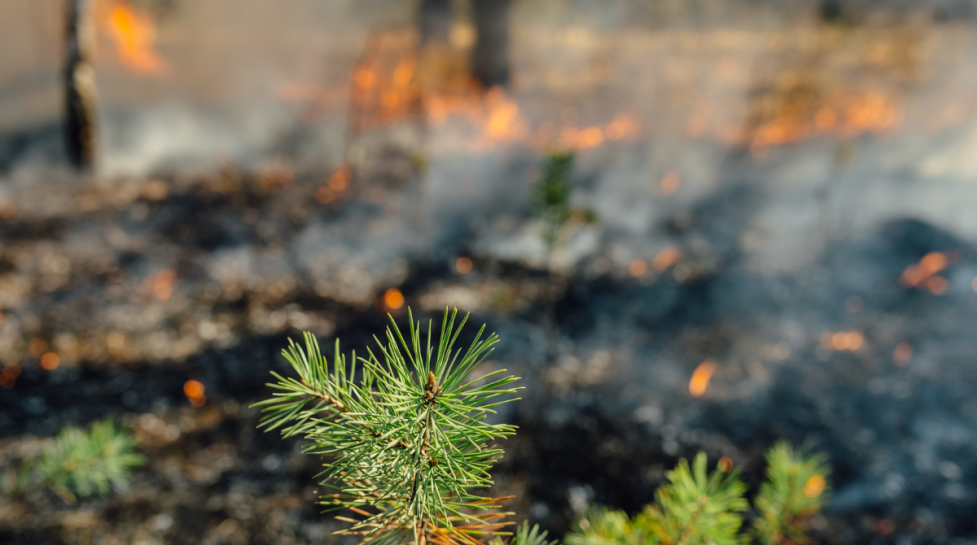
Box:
[566,444,831,545]
[532,152,597,250]
[255,308,523,545]
[3,418,144,503]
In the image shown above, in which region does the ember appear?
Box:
[689,360,716,398]
[183,379,206,407]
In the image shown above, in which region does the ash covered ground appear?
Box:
[3,1,977,544]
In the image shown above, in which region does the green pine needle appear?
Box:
[5,418,145,503]
[567,446,831,545]
[255,308,524,545]
[752,442,831,545]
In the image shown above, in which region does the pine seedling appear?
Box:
[4,417,145,503]
[565,506,641,545]
[566,446,831,545]
[635,453,748,545]
[532,152,597,252]
[752,442,831,545]
[496,521,558,545]
[254,308,523,545]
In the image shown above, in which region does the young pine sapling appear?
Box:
[3,417,144,504]
[255,308,546,545]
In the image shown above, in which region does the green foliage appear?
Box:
[532,152,597,250]
[495,521,558,545]
[566,447,831,545]
[255,308,523,545]
[639,453,748,545]
[566,507,640,545]
[4,418,144,503]
[752,442,831,545]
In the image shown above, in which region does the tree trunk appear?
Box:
[419,0,453,45]
[471,0,511,88]
[65,0,98,171]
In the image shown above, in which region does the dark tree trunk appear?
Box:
[471,0,511,88]
[65,0,97,171]
[419,0,454,45]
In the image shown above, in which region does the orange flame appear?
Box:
[689,360,716,397]
[384,288,405,310]
[40,352,60,371]
[184,379,206,407]
[455,257,473,275]
[651,245,682,272]
[145,269,176,301]
[102,1,168,75]
[900,251,950,294]
[324,34,642,153]
[0,363,21,389]
[659,171,681,196]
[820,330,865,352]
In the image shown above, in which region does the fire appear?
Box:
[101,1,168,75]
[900,251,949,295]
[184,379,206,407]
[145,269,176,301]
[746,90,901,152]
[40,352,60,371]
[455,257,473,275]
[384,288,405,310]
[651,245,682,272]
[659,171,681,196]
[0,363,21,389]
[297,32,642,154]
[316,166,352,204]
[689,360,716,397]
[628,259,648,277]
[820,330,864,351]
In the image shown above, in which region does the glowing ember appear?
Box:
[184,379,206,407]
[101,1,168,75]
[0,363,21,389]
[651,245,682,272]
[821,330,864,352]
[628,259,648,277]
[384,288,405,310]
[455,257,473,275]
[149,269,176,301]
[900,251,949,292]
[40,352,60,371]
[659,171,681,196]
[689,360,716,397]
[893,343,912,366]
[803,474,826,498]
[316,166,352,204]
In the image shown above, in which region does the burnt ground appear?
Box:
[4,2,977,543]
[0,153,976,545]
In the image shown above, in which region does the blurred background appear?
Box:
[2,0,977,543]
